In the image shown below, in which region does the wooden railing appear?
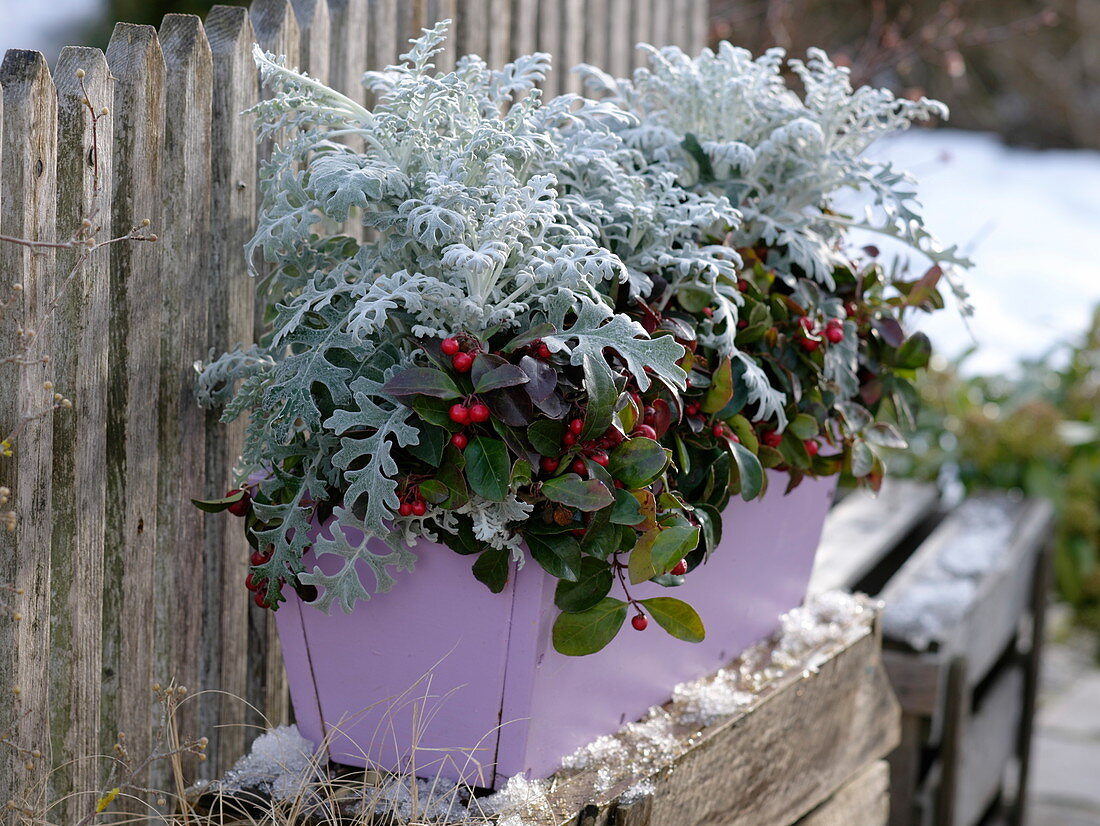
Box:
[0,0,709,819]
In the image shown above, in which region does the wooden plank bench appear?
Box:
[809,483,1055,826]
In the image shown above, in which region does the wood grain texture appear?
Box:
[0,48,56,823]
[103,24,165,799]
[487,0,512,67]
[510,0,538,60]
[327,0,369,99]
[795,760,890,826]
[540,620,901,826]
[207,4,263,775]
[954,666,1023,826]
[157,13,212,785]
[47,45,112,823]
[368,0,399,70]
[686,0,708,52]
[631,0,653,67]
[292,0,332,80]
[560,0,585,94]
[607,0,632,76]
[426,0,460,71]
[456,0,488,59]
[809,480,939,595]
[537,0,561,96]
[585,0,609,72]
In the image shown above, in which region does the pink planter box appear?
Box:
[275,471,837,788]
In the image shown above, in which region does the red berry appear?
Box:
[737,278,750,292]
[245,572,264,591]
[452,352,474,372]
[572,458,587,476]
[591,451,609,467]
[825,325,844,344]
[227,488,251,517]
[571,528,586,537]
[643,406,657,424]
[602,427,624,447]
[250,549,269,567]
[762,430,782,448]
[731,434,741,443]
[671,559,688,576]
[686,402,700,416]
[450,432,469,450]
[712,423,725,438]
[441,337,460,356]
[449,403,471,424]
[540,456,560,473]
[537,343,552,359]
[633,424,657,440]
[799,337,821,352]
[469,403,491,423]
[562,432,577,447]
[804,439,820,456]
[253,590,268,608]
[613,480,624,489]
[399,502,414,517]
[632,614,648,631]
[702,307,713,318]
[569,418,584,435]
[799,316,815,333]
[411,500,427,517]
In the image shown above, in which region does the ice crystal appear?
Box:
[217,725,321,801]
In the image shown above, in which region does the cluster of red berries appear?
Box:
[760,428,820,457]
[527,337,553,360]
[226,487,251,517]
[560,418,618,477]
[440,336,475,372]
[710,421,741,443]
[398,487,428,517]
[246,546,284,608]
[448,398,491,450]
[796,316,845,352]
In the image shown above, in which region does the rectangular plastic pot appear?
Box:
[274,470,837,789]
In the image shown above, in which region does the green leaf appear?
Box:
[464,436,510,502]
[405,424,446,467]
[628,525,698,584]
[866,422,908,449]
[850,438,875,477]
[526,533,582,581]
[472,546,510,593]
[788,413,819,440]
[554,557,614,613]
[382,367,461,399]
[528,419,565,457]
[412,396,454,427]
[551,598,628,656]
[474,363,530,393]
[191,490,246,513]
[702,357,733,414]
[894,331,932,369]
[682,133,715,182]
[728,440,764,500]
[580,353,616,440]
[640,597,706,643]
[610,489,645,525]
[541,474,615,512]
[608,438,671,489]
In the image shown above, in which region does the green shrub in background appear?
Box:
[893,308,1100,630]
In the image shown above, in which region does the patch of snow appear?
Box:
[357,775,472,823]
[218,725,321,801]
[844,129,1100,375]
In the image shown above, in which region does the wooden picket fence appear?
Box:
[0,0,709,820]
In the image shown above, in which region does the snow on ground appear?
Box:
[850,128,1100,375]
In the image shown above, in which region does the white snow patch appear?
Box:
[218,725,321,801]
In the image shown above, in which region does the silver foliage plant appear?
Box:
[198,23,695,613]
[576,43,972,306]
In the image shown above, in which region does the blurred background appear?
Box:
[1,0,1096,820]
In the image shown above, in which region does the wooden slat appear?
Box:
[0,48,57,822]
[631,0,653,67]
[48,46,111,823]
[882,649,945,719]
[327,0,369,99]
[560,0,585,94]
[584,0,609,72]
[954,667,1024,826]
[607,0,632,77]
[426,0,460,71]
[292,0,332,80]
[687,0,708,53]
[206,4,264,774]
[157,13,212,784]
[103,20,165,804]
[510,0,537,59]
[537,0,561,97]
[457,0,488,59]
[540,619,900,826]
[487,0,512,67]
[367,0,399,70]
[796,760,890,826]
[809,480,939,595]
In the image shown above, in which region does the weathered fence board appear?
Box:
[0,1,709,814]
[103,19,166,789]
[0,48,57,823]
[157,13,214,786]
[48,45,113,824]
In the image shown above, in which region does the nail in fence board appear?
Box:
[157,13,213,785]
[48,45,112,823]
[0,48,57,823]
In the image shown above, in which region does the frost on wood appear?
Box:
[555,591,877,797]
[881,497,1018,650]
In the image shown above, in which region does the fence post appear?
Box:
[632,0,653,67]
[560,0,585,93]
[538,0,561,96]
[607,0,631,77]
[292,0,332,80]
[48,45,112,824]
[328,0,369,99]
[157,13,213,785]
[510,0,537,61]
[368,0,399,70]
[206,4,266,774]
[0,48,57,825]
[102,22,165,802]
